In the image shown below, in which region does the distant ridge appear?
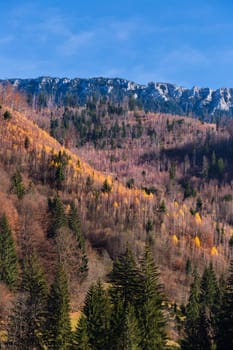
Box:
[1,76,233,119]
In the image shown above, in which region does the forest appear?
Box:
[0,84,232,349]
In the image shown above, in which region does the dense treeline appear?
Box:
[1,90,233,348]
[1,245,167,349]
[1,237,233,349]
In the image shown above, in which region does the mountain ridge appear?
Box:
[1,76,233,119]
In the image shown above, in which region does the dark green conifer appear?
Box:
[199,263,219,349]
[68,201,88,274]
[11,170,25,199]
[7,252,48,349]
[109,245,141,309]
[138,246,167,350]
[121,304,141,350]
[181,270,201,350]
[83,280,111,350]
[72,315,91,350]
[0,214,18,289]
[215,260,233,350]
[46,265,71,349]
[47,195,67,238]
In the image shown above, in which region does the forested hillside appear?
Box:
[0,86,233,349]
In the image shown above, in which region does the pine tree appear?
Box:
[198,263,219,350]
[215,260,233,349]
[83,280,111,350]
[109,246,142,349]
[109,291,125,350]
[45,265,71,349]
[109,245,142,309]
[72,315,91,350]
[0,214,18,289]
[68,201,88,275]
[47,195,67,238]
[181,270,201,350]
[138,246,167,350]
[181,264,219,350]
[11,170,25,199]
[6,252,48,349]
[121,304,141,350]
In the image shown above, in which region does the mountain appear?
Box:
[2,76,233,119]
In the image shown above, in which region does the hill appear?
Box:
[0,93,233,347]
[1,76,233,119]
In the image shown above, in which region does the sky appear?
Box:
[1,0,233,88]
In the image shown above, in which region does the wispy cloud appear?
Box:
[58,31,95,56]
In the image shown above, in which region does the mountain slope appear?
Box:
[2,76,233,119]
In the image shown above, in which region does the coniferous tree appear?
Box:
[215,260,233,350]
[109,291,125,350]
[72,315,91,350]
[6,253,48,349]
[121,304,141,350]
[138,246,167,350]
[198,263,219,350]
[181,264,219,350]
[45,265,71,349]
[109,246,142,349]
[181,270,201,350]
[109,245,141,309]
[68,201,88,275]
[11,170,25,199]
[0,214,18,289]
[47,195,67,238]
[83,280,111,350]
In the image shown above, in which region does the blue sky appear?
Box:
[1,0,233,88]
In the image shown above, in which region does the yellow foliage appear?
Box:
[172,234,179,244]
[70,311,81,331]
[182,204,188,211]
[211,246,218,256]
[65,204,71,214]
[179,209,184,217]
[195,212,202,225]
[194,236,201,248]
[113,201,119,209]
[174,201,179,207]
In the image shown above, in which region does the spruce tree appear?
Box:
[109,291,125,350]
[72,315,91,350]
[109,246,142,349]
[0,214,18,289]
[47,195,67,238]
[181,264,219,350]
[121,304,141,350]
[181,270,201,350]
[215,260,233,349]
[138,246,167,350]
[68,201,88,275]
[198,263,219,350]
[6,252,48,349]
[83,280,111,350]
[109,245,142,309]
[46,264,71,349]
